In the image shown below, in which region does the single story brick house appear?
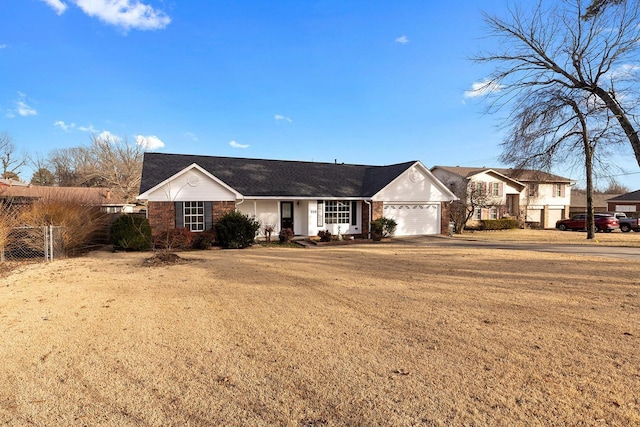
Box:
[606,190,640,214]
[137,153,458,238]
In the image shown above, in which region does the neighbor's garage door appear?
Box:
[383,203,440,236]
[546,209,564,229]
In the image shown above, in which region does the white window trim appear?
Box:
[325,200,351,224]
[184,201,205,232]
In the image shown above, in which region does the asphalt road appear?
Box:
[393,236,640,261]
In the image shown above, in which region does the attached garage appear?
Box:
[383,203,441,236]
[546,208,564,228]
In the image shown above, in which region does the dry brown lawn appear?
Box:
[1,232,639,426]
[453,228,640,246]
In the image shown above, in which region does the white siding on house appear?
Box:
[373,165,452,203]
[373,165,451,236]
[237,200,279,236]
[145,168,236,202]
[520,182,570,208]
[238,200,313,236]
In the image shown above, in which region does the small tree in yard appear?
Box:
[215,211,260,249]
[448,181,500,234]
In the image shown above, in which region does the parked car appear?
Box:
[555,213,620,232]
[605,212,640,233]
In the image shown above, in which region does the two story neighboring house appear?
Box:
[431,166,574,228]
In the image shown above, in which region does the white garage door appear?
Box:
[546,209,564,229]
[383,203,440,236]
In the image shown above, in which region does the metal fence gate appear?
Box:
[1,226,64,262]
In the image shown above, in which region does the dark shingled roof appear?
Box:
[432,166,573,183]
[139,153,417,198]
[607,189,640,202]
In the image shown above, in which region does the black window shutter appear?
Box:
[351,201,357,225]
[175,202,184,228]
[204,201,213,230]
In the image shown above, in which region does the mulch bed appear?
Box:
[142,252,190,267]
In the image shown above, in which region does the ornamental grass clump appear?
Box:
[0,203,19,260]
[18,192,110,256]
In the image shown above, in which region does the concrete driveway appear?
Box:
[391,236,640,261]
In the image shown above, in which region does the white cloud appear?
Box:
[0,44,8,49]
[136,134,165,150]
[40,0,170,31]
[229,140,249,149]
[40,0,68,15]
[8,92,37,118]
[97,130,121,142]
[54,120,76,131]
[605,63,640,80]
[185,131,198,141]
[464,79,504,98]
[17,101,37,116]
[78,124,98,132]
[274,114,292,123]
[395,35,409,44]
[74,0,171,31]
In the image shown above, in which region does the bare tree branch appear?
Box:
[474,0,640,165]
[0,132,29,180]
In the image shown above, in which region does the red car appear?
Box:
[555,213,619,232]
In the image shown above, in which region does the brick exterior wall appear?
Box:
[440,202,451,236]
[371,201,383,221]
[148,201,175,236]
[212,201,236,222]
[361,202,371,239]
[147,200,236,236]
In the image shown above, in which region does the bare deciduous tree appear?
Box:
[601,179,628,193]
[448,180,500,234]
[583,0,624,19]
[46,134,145,202]
[81,134,145,203]
[501,85,618,238]
[475,0,640,168]
[0,132,28,180]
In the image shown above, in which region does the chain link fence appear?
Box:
[0,226,64,262]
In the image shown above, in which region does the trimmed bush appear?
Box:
[479,218,519,230]
[215,211,260,249]
[191,229,217,249]
[317,229,332,242]
[110,214,152,251]
[154,228,194,250]
[371,217,398,241]
[279,228,294,244]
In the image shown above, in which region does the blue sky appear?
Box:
[1,0,638,189]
